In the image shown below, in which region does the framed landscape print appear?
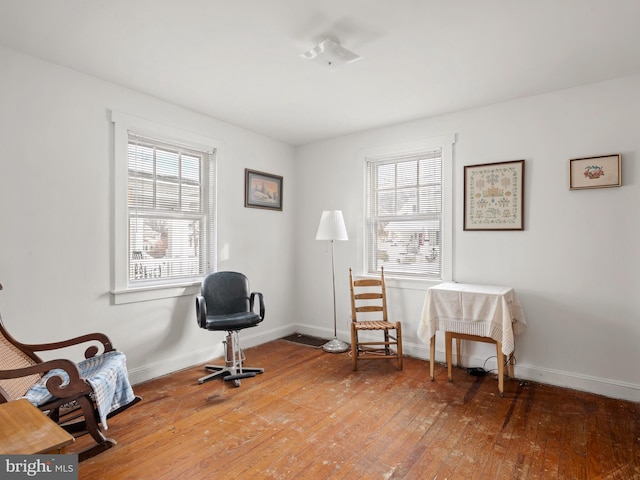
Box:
[245,169,283,211]
[464,160,525,231]
[569,154,621,190]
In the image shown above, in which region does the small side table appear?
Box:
[418,282,527,395]
[0,398,75,454]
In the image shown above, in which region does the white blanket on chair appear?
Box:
[23,350,135,429]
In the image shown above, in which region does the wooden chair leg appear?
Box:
[73,395,116,461]
[351,323,358,371]
[396,322,403,370]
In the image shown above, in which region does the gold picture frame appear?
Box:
[569,154,621,190]
[464,160,525,231]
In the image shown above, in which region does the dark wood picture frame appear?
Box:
[464,160,525,231]
[244,169,283,211]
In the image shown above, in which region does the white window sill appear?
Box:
[111,281,201,304]
[356,274,442,291]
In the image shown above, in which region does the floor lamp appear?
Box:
[316,210,350,353]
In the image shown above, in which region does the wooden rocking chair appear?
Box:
[349,267,403,371]
[0,283,141,460]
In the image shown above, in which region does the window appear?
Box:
[128,134,214,284]
[364,135,454,281]
[112,112,218,303]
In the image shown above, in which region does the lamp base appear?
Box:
[322,337,350,353]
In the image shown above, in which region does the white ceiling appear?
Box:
[2,0,640,146]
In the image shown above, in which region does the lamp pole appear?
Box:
[330,239,338,338]
[315,210,350,354]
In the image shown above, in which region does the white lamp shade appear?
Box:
[316,210,348,241]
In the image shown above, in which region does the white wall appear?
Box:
[294,75,640,402]
[0,47,297,384]
[2,45,639,402]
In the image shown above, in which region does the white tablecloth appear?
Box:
[417,282,527,355]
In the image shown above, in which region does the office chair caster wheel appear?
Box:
[233,379,241,387]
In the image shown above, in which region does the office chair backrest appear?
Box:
[201,272,251,316]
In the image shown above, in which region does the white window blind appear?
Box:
[366,148,443,279]
[127,132,215,286]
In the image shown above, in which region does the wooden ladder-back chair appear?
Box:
[0,283,141,460]
[349,267,403,371]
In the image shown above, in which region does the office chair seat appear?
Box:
[203,312,262,331]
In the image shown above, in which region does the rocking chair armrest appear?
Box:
[19,332,115,359]
[250,292,265,320]
[0,359,91,399]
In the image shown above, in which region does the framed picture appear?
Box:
[244,169,283,211]
[464,160,525,231]
[569,154,621,190]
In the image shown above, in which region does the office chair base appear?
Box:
[198,365,264,385]
[198,331,264,386]
[199,365,264,386]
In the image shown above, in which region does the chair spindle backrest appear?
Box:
[349,267,388,323]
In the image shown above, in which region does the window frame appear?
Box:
[361,134,455,285]
[111,111,220,304]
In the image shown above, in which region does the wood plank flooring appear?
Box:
[74,340,640,479]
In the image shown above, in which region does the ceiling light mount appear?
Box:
[301,38,362,71]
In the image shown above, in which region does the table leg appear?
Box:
[496,341,504,396]
[429,335,435,380]
[445,332,453,382]
[455,337,461,367]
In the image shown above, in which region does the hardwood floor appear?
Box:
[75,340,639,479]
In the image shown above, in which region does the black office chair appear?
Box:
[195,272,265,387]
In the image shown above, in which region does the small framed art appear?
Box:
[245,169,283,211]
[569,154,621,190]
[464,160,525,231]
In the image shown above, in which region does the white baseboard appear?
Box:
[128,346,217,386]
[295,324,640,402]
[512,363,640,403]
[127,324,297,386]
[401,338,640,402]
[128,323,640,403]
